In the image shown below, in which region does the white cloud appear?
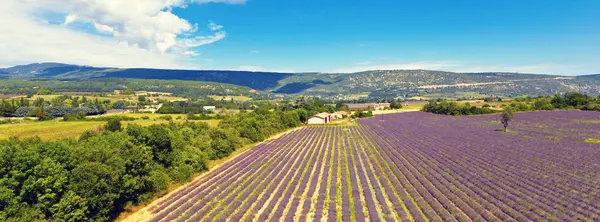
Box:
[0,0,233,69]
[208,21,223,31]
[93,23,117,35]
[177,31,226,48]
[194,0,246,4]
[354,61,371,66]
[183,51,201,56]
[27,0,225,54]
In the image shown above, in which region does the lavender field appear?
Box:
[139,110,600,221]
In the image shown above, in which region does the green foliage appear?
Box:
[112,100,127,110]
[79,130,98,141]
[38,115,53,122]
[390,102,403,109]
[0,100,307,221]
[36,89,51,95]
[186,113,220,120]
[353,110,374,118]
[509,92,598,112]
[0,78,260,100]
[93,115,136,122]
[157,99,246,115]
[157,115,173,121]
[295,109,309,123]
[106,119,122,132]
[500,108,514,132]
[484,97,502,102]
[422,100,496,116]
[63,112,87,121]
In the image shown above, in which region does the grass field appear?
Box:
[372,108,421,115]
[423,92,490,100]
[585,138,600,144]
[101,113,189,120]
[155,96,188,102]
[0,119,221,141]
[29,94,127,103]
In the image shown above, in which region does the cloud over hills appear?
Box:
[0,0,238,69]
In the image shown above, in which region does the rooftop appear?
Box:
[311,112,331,119]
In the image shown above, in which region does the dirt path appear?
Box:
[119,126,305,222]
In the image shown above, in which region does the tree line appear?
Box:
[422,92,600,116]
[1,96,106,118]
[422,100,496,116]
[0,106,307,221]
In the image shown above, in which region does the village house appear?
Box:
[203,106,216,111]
[307,112,331,125]
[139,104,162,114]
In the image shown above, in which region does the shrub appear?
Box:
[158,115,173,121]
[106,119,122,132]
[63,112,87,121]
[112,100,127,109]
[38,115,53,121]
[14,107,35,117]
[79,130,98,141]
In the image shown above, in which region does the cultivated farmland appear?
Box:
[131,111,600,221]
[0,119,221,141]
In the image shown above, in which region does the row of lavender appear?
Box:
[145,110,599,221]
[358,110,600,221]
[147,124,445,221]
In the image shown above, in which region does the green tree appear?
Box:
[106,119,122,132]
[500,108,514,132]
[36,89,51,95]
[281,111,300,128]
[112,100,127,110]
[295,109,309,124]
[50,191,88,221]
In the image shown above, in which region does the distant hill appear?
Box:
[577,74,600,80]
[0,63,291,90]
[2,63,600,97]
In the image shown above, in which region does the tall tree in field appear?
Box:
[106,119,122,132]
[500,108,514,132]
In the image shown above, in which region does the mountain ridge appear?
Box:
[2,63,599,97]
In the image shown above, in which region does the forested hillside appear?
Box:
[3,63,600,98]
[0,79,261,98]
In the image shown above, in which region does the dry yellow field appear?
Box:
[101,113,189,120]
[371,107,423,115]
[208,95,251,101]
[29,94,126,103]
[0,119,221,141]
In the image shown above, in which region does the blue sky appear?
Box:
[2,0,599,75]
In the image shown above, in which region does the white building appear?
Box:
[308,112,331,125]
[203,106,216,111]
